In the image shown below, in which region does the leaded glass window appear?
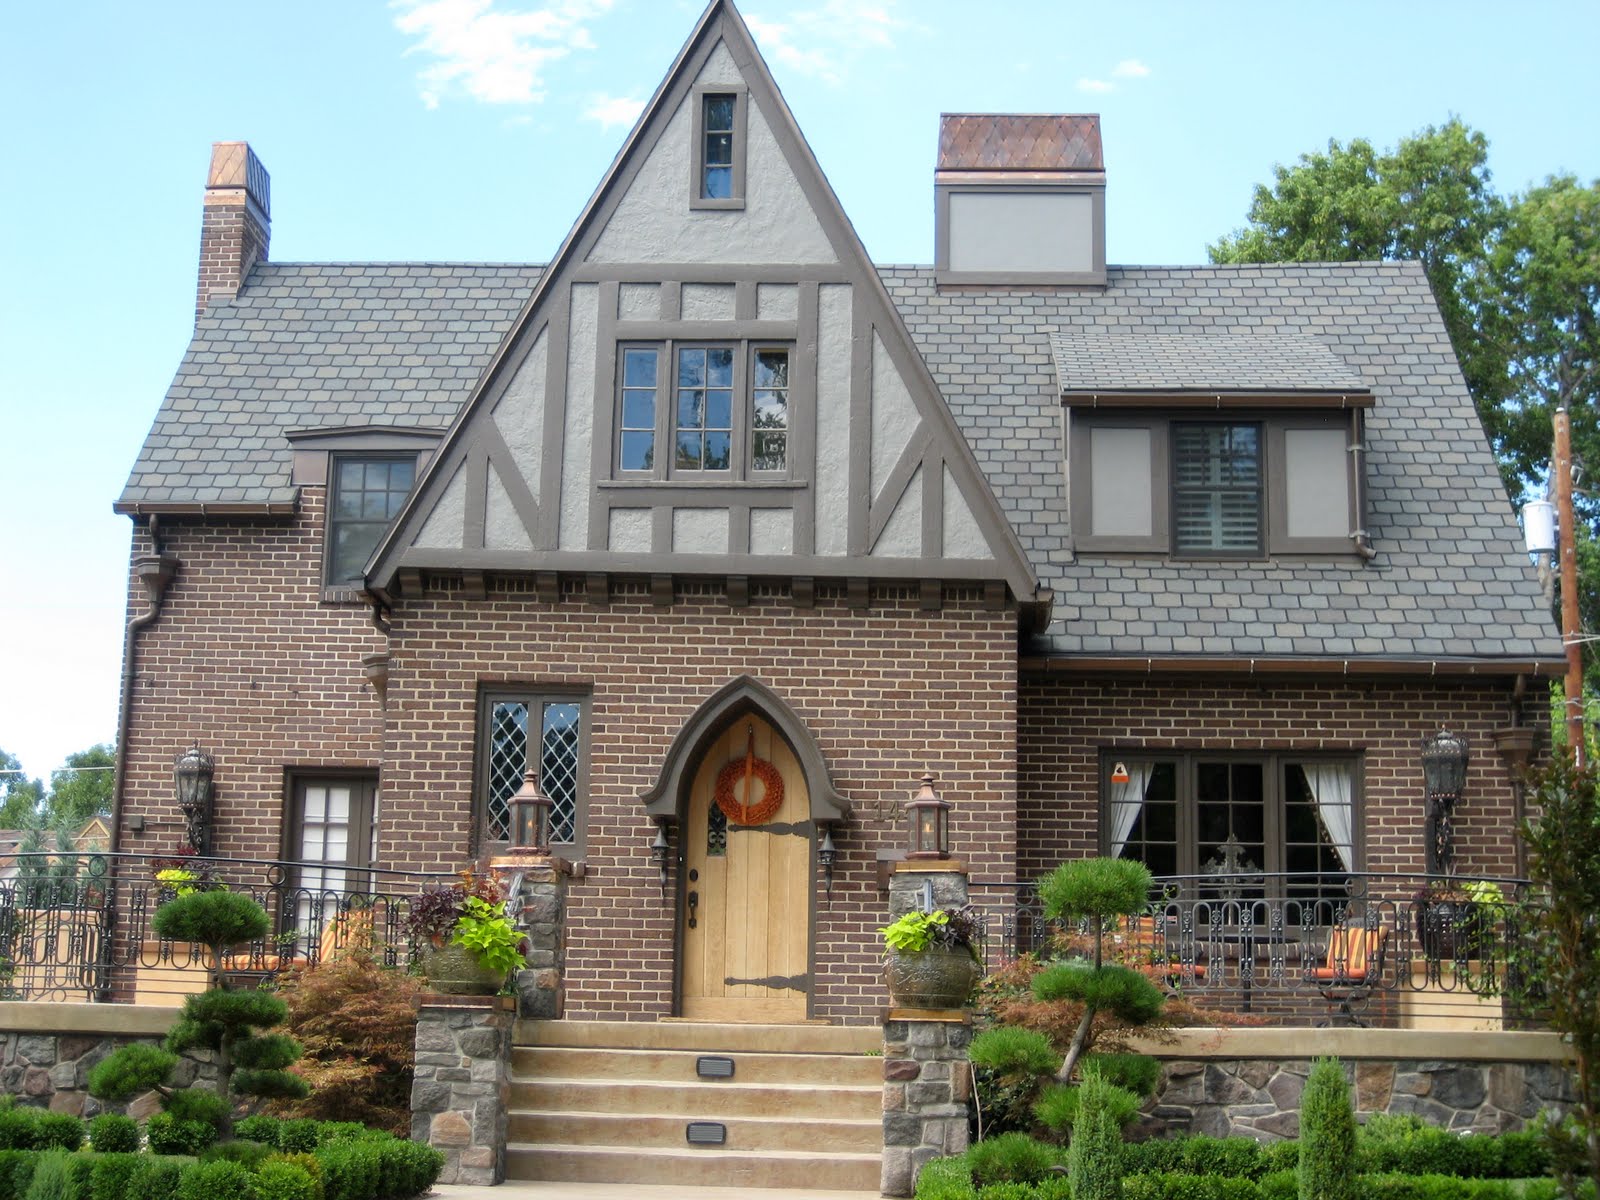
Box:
[482,693,587,850]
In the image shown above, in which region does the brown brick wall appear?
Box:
[381,583,1017,1024]
[1017,674,1541,886]
[196,200,267,319]
[119,494,386,864]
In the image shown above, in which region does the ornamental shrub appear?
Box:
[1298,1057,1357,1200]
[173,1159,256,1200]
[1034,1078,1141,1135]
[162,1089,229,1131]
[0,1149,34,1200]
[252,1161,320,1200]
[1259,1171,1298,1200]
[234,1116,281,1148]
[277,1121,321,1154]
[31,1114,83,1152]
[20,1149,71,1200]
[87,1114,138,1155]
[125,1157,184,1200]
[1262,1141,1300,1174]
[314,1138,382,1200]
[87,1153,142,1200]
[969,1027,1061,1078]
[913,1156,975,1200]
[1178,1135,1268,1180]
[1081,1052,1163,1099]
[973,1184,1034,1200]
[201,1140,273,1169]
[373,1139,443,1198]
[0,1108,41,1150]
[965,1133,1060,1187]
[86,1044,179,1103]
[145,1112,216,1156]
[1067,1069,1125,1200]
[1124,1174,1266,1200]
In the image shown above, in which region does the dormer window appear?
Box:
[1172,422,1262,555]
[691,86,746,209]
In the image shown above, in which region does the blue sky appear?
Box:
[2,0,1598,782]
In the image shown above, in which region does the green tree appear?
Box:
[1210,119,1505,415]
[0,747,43,828]
[1516,760,1600,1197]
[42,742,114,830]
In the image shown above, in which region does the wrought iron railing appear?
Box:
[0,852,455,1003]
[967,872,1547,1030]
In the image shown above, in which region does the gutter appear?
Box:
[109,519,180,859]
[1018,654,1567,680]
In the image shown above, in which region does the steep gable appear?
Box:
[368,0,1038,605]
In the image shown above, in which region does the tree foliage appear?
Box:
[0,747,44,829]
[1517,759,1600,1197]
[1212,122,1600,691]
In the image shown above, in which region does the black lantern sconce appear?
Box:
[817,824,837,896]
[174,745,215,856]
[905,773,951,861]
[510,765,553,851]
[1421,729,1469,876]
[649,821,671,893]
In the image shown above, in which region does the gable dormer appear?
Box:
[369,0,1039,610]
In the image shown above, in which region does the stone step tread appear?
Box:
[514,1019,879,1055]
[505,1143,882,1189]
[513,1075,879,1093]
[513,1045,881,1076]
[509,1142,881,1162]
[510,1079,880,1118]
[510,1110,881,1152]
[513,1107,882,1125]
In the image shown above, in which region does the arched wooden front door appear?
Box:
[680,716,811,1022]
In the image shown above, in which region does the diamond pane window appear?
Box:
[482,694,586,850]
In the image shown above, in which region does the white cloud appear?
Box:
[584,93,646,129]
[1112,58,1150,78]
[746,1,907,86]
[391,0,615,108]
[1076,78,1114,94]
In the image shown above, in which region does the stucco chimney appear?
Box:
[196,141,270,320]
[935,114,1105,287]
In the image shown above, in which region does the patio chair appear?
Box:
[1117,914,1206,988]
[1312,921,1387,1027]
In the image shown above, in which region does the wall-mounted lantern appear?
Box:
[510,765,553,850]
[905,773,951,861]
[1421,729,1469,875]
[817,824,837,895]
[174,745,215,856]
[650,822,671,892]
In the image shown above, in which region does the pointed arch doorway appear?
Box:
[639,677,850,1024]
[681,715,810,1021]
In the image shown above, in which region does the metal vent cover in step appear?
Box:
[696,1055,735,1079]
[685,1121,727,1146]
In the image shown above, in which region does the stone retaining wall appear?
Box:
[1140,1030,1575,1141]
[0,1004,218,1118]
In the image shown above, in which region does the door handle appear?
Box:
[687,889,699,929]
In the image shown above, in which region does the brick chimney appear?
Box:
[196,141,270,320]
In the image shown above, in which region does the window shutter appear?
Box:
[1173,424,1261,553]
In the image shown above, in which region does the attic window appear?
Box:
[691,86,746,209]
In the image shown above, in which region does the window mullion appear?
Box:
[655,342,671,481]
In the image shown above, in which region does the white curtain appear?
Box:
[1108,762,1154,858]
[1300,763,1354,870]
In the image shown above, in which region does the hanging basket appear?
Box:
[884,946,979,1009]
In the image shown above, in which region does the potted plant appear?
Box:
[152,844,219,902]
[404,870,526,995]
[880,904,983,1009]
[1412,877,1503,960]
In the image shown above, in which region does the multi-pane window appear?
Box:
[327,456,415,585]
[616,343,791,479]
[287,775,378,951]
[481,693,586,851]
[1172,422,1262,554]
[701,94,736,200]
[1105,753,1358,907]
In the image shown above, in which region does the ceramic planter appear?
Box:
[421,942,505,995]
[884,945,980,1009]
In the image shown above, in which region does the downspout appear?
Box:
[1350,409,1378,560]
[109,517,180,858]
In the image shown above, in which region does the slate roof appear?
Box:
[119,258,1560,665]
[118,264,542,507]
[1050,331,1370,394]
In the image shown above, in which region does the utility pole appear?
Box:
[1555,407,1585,767]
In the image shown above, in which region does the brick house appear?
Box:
[112,0,1559,1032]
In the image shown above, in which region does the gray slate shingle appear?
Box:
[1050,331,1370,393]
[119,258,1560,664]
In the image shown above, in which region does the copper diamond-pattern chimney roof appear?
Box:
[938,114,1103,172]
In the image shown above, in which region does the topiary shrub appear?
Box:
[88,1153,143,1200]
[86,1044,179,1103]
[233,1116,281,1148]
[201,1140,273,1169]
[1035,1078,1141,1136]
[173,1159,257,1200]
[252,1161,320,1200]
[0,1108,41,1151]
[276,1121,320,1154]
[965,1132,1060,1187]
[145,1112,217,1156]
[31,1114,83,1152]
[87,1114,139,1155]
[125,1157,184,1200]
[315,1138,383,1200]
[374,1139,444,1199]
[913,1157,975,1200]
[1067,1068,1125,1200]
[1299,1057,1356,1200]
[1260,1170,1298,1200]
[162,1089,230,1130]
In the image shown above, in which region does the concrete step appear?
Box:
[509,1110,882,1153]
[514,1019,878,1055]
[511,1077,879,1120]
[512,1045,881,1086]
[505,1144,882,1191]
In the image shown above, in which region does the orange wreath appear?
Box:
[714,728,784,825]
